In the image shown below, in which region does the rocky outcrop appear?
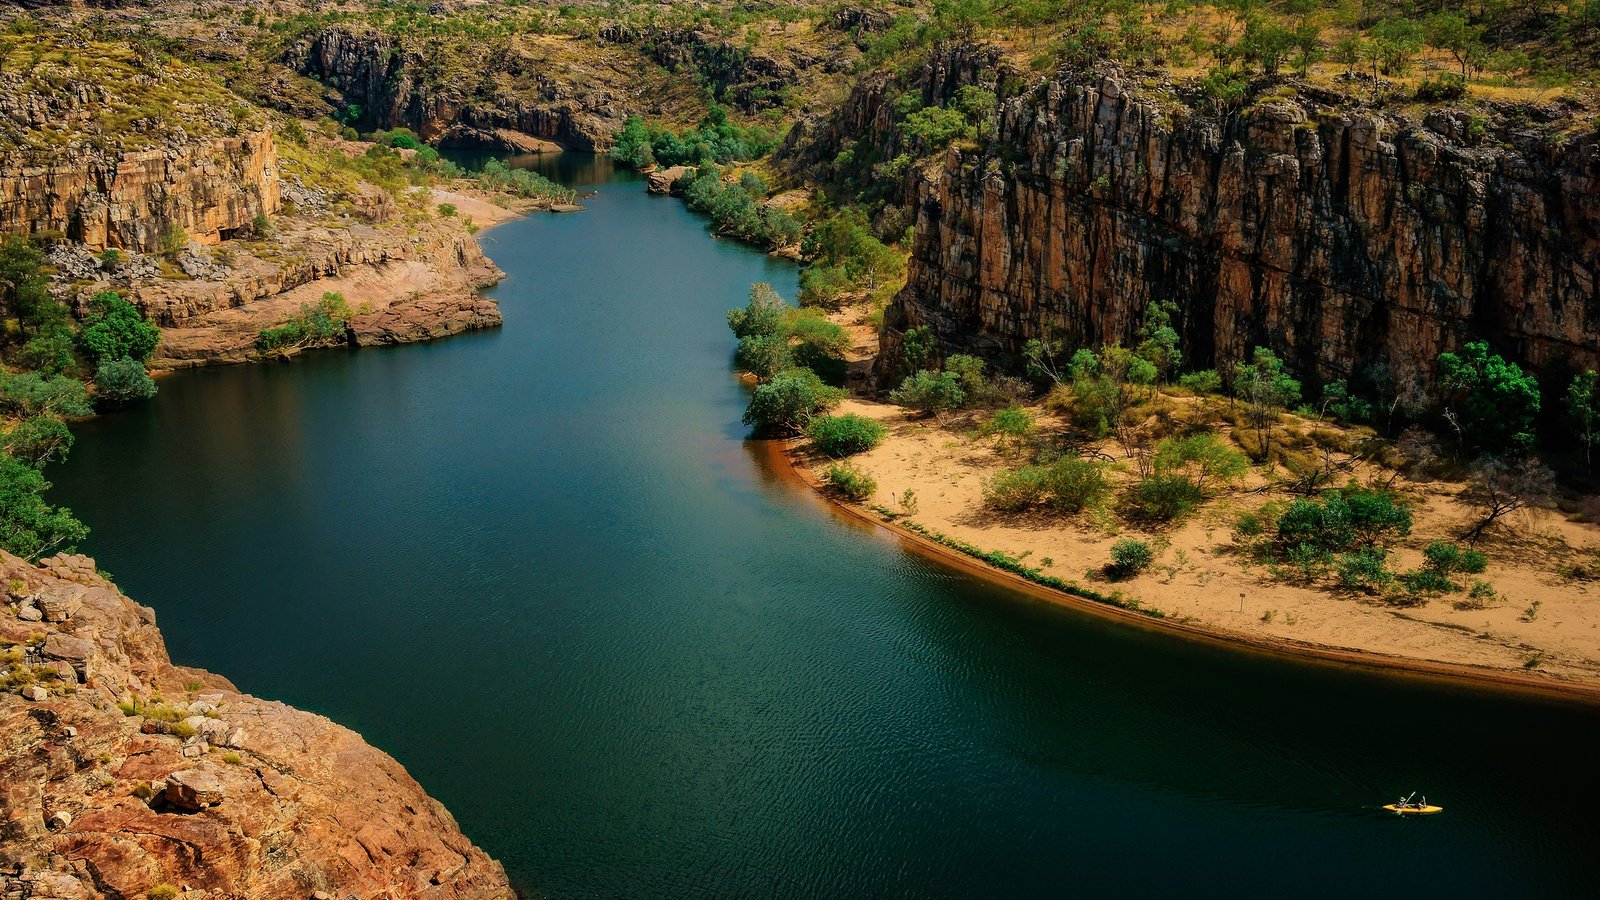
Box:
[0,129,279,252]
[117,216,506,368]
[286,26,628,150]
[0,551,515,898]
[798,53,1599,392]
[599,26,808,112]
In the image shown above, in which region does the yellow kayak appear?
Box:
[1383,804,1443,815]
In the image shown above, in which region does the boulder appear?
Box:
[21,685,48,702]
[163,768,226,810]
[47,810,71,831]
[35,584,85,622]
[40,634,93,679]
[17,604,42,622]
[646,165,692,194]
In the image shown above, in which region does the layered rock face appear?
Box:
[287,26,626,151]
[0,551,514,898]
[847,62,1599,389]
[0,129,279,252]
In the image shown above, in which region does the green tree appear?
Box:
[94,357,157,406]
[1426,12,1483,78]
[727,283,787,339]
[1564,370,1599,468]
[1436,341,1539,455]
[78,291,161,364]
[2,416,73,468]
[985,405,1035,454]
[0,453,88,560]
[806,414,887,457]
[742,368,845,435]
[1239,18,1298,74]
[1136,299,1181,383]
[0,235,68,338]
[1232,346,1301,460]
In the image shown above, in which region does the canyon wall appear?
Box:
[286,27,625,151]
[0,130,279,252]
[794,55,1600,391]
[0,550,515,898]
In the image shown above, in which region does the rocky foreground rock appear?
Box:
[0,552,515,898]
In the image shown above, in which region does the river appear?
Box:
[51,155,1600,897]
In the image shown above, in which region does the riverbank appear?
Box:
[778,400,1600,706]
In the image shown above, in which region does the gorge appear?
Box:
[2,1,1600,896]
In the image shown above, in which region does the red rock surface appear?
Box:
[0,552,515,899]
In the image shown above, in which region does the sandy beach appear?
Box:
[784,398,1600,703]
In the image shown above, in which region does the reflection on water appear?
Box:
[52,156,1600,898]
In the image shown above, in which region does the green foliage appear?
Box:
[0,452,88,560]
[1275,487,1412,558]
[681,165,801,250]
[898,104,971,150]
[0,373,91,418]
[1178,369,1222,394]
[1437,341,1539,455]
[799,207,904,307]
[742,367,845,435]
[1564,370,1599,468]
[1056,344,1155,441]
[726,283,786,339]
[900,326,934,376]
[1422,541,1487,576]
[1336,547,1393,593]
[823,461,877,500]
[983,465,1048,512]
[985,405,1035,452]
[474,159,578,204]
[78,291,160,365]
[1109,538,1154,578]
[255,292,352,352]
[727,286,848,383]
[982,455,1110,514]
[806,413,887,457]
[1120,474,1203,524]
[1136,299,1180,382]
[735,333,792,380]
[1232,346,1301,459]
[2,416,72,467]
[17,328,79,378]
[1153,432,1249,494]
[890,370,965,420]
[93,357,157,406]
[609,108,777,169]
[0,235,69,339]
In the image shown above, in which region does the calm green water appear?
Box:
[53,156,1600,898]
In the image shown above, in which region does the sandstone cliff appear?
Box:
[789,53,1600,392]
[0,551,515,898]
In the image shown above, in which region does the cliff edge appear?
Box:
[0,551,515,899]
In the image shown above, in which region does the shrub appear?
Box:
[95,358,157,406]
[806,414,887,457]
[890,370,965,420]
[1042,457,1109,512]
[823,462,876,501]
[1276,488,1412,554]
[77,292,161,365]
[1337,548,1393,593]
[149,886,179,900]
[1178,369,1222,394]
[742,368,845,435]
[1402,567,1454,595]
[985,405,1035,452]
[1109,538,1154,578]
[1422,541,1487,576]
[983,466,1049,512]
[1153,432,1249,493]
[437,202,458,217]
[1120,475,1203,523]
[255,293,351,352]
